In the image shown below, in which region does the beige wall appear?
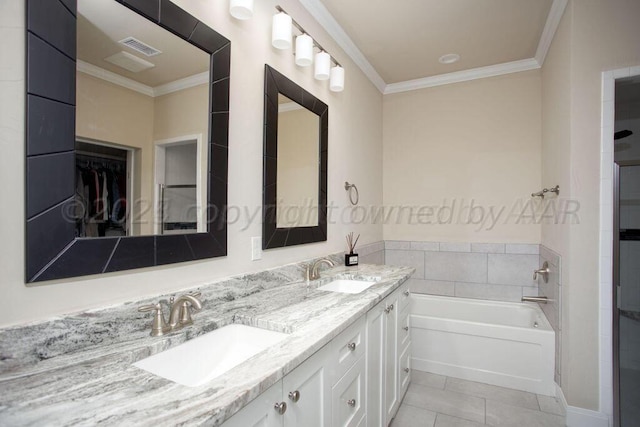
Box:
[541,0,640,411]
[383,70,542,243]
[0,0,383,326]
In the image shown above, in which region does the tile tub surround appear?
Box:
[0,260,413,426]
[539,245,562,386]
[385,241,540,302]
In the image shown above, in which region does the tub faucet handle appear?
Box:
[533,261,550,283]
[522,296,549,304]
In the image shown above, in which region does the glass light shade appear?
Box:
[314,51,331,80]
[229,0,253,20]
[330,65,345,92]
[272,12,292,50]
[295,34,314,67]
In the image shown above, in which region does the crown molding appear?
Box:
[384,58,541,94]
[298,0,386,93]
[77,60,208,98]
[535,0,569,66]
[77,60,154,97]
[279,101,304,113]
[153,72,209,97]
[301,0,568,94]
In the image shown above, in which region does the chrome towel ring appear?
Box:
[344,181,359,206]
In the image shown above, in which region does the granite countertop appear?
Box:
[0,262,413,426]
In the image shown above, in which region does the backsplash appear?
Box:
[384,240,541,303]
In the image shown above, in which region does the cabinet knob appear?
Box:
[404,290,410,296]
[274,402,287,415]
[404,367,410,373]
[389,304,394,311]
[347,342,356,351]
[288,390,300,402]
[403,326,409,331]
[347,399,356,407]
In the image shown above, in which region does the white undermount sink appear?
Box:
[133,324,288,387]
[317,279,377,294]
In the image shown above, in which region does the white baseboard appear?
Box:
[556,383,610,427]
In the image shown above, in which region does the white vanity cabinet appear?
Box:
[222,344,332,427]
[366,281,411,427]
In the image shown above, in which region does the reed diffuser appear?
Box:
[345,232,360,266]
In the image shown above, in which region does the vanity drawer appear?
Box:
[330,315,366,385]
[399,306,410,350]
[397,281,411,312]
[399,343,411,398]
[331,354,366,427]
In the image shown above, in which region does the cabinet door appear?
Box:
[221,380,283,427]
[366,300,386,427]
[384,291,400,425]
[283,344,331,427]
[397,281,411,313]
[332,355,366,427]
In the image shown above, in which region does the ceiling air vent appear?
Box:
[119,37,162,57]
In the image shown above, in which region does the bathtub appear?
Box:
[410,294,555,396]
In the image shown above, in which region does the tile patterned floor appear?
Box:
[391,371,566,427]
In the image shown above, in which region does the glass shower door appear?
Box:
[615,163,640,426]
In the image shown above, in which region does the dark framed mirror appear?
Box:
[25,0,230,283]
[262,65,328,249]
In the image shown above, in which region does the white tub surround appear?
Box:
[410,294,556,396]
[0,260,413,426]
[385,241,540,302]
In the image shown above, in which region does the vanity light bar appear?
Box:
[274,5,342,68]
[273,5,344,92]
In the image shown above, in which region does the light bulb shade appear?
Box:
[314,51,331,80]
[272,12,292,50]
[330,65,345,92]
[230,0,253,20]
[295,34,314,67]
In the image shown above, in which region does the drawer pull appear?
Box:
[274,402,287,415]
[403,326,409,332]
[347,399,356,407]
[404,368,410,373]
[347,342,357,351]
[288,390,300,402]
[404,290,410,296]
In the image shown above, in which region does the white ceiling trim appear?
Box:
[77,60,154,97]
[77,60,208,98]
[153,72,209,97]
[301,0,568,95]
[384,58,541,95]
[534,0,569,66]
[298,0,386,93]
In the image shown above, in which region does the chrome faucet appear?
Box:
[306,258,335,281]
[139,292,202,336]
[533,261,550,283]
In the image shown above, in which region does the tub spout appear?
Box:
[522,296,548,304]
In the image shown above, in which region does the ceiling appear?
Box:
[77,0,208,89]
[301,0,566,93]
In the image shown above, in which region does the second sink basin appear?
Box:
[317,279,377,294]
[133,324,288,387]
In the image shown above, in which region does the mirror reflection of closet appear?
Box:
[75,140,133,238]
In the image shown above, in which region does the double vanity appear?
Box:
[0,261,413,426]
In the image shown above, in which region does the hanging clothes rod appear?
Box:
[531,185,560,198]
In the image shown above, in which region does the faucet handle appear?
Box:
[138,303,170,336]
[178,293,202,326]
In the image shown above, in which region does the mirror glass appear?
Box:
[76,0,209,237]
[276,94,320,228]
